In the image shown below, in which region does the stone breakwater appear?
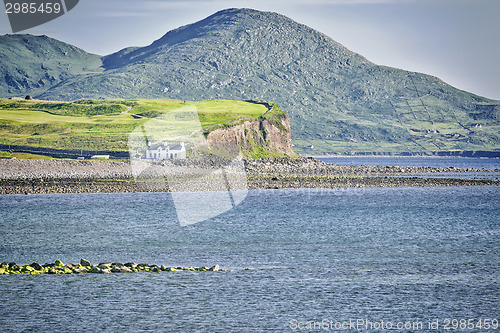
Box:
[0,159,133,179]
[244,157,500,175]
[0,157,498,194]
[0,259,221,275]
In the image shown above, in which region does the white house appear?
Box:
[145,142,186,160]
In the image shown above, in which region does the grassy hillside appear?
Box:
[0,98,268,152]
[292,82,500,154]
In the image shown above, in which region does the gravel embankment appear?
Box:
[0,159,133,179]
[0,157,498,194]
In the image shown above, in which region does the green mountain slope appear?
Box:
[0,8,499,154]
[0,34,103,98]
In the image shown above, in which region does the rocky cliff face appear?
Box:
[205,113,294,158]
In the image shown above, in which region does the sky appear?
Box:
[1,0,499,100]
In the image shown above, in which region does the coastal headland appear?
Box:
[0,157,498,195]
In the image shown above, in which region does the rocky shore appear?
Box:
[0,157,498,195]
[0,259,221,275]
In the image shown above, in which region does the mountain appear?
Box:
[1,8,499,155]
[0,34,102,97]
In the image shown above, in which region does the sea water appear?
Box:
[318,156,500,169]
[320,157,500,181]
[0,185,498,332]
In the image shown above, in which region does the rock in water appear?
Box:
[111,265,132,273]
[30,262,43,270]
[80,258,92,266]
[111,266,121,273]
[209,264,220,272]
[124,262,138,268]
[0,260,222,275]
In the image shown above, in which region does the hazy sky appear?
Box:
[1,0,499,100]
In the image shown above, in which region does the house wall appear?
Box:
[145,146,186,159]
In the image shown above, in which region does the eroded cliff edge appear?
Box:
[204,102,295,158]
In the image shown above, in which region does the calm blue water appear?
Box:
[319,156,500,169]
[1,187,499,332]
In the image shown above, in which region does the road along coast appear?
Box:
[0,157,498,195]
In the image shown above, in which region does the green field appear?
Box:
[0,98,268,152]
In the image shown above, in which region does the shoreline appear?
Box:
[302,151,500,158]
[1,158,499,195]
[1,176,498,195]
[307,154,500,159]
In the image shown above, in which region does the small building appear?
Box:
[91,155,110,159]
[145,142,186,160]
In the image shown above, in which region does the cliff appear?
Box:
[204,103,295,158]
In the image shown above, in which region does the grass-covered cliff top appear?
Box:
[202,101,288,134]
[0,98,273,152]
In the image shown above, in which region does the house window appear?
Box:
[153,153,156,159]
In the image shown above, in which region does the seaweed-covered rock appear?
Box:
[111,265,132,273]
[0,260,221,275]
[21,265,35,273]
[30,262,43,270]
[91,267,101,273]
[9,263,19,271]
[80,258,92,266]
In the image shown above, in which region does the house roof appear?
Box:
[147,144,165,150]
[169,144,184,151]
[147,143,184,151]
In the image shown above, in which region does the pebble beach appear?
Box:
[0,157,498,194]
